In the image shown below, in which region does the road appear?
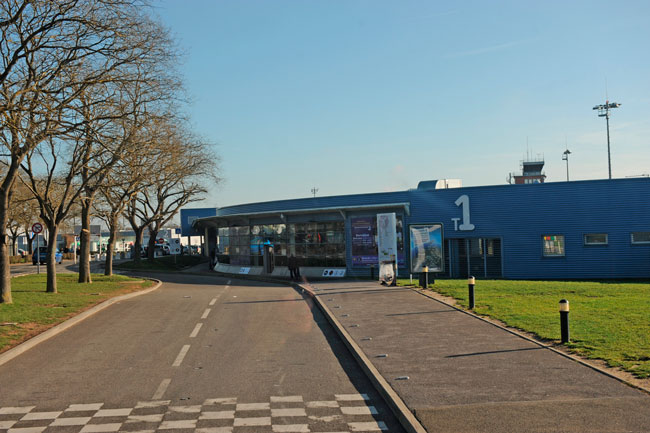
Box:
[0,273,403,432]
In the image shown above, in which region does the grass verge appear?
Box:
[0,273,154,353]
[398,278,650,379]
[115,255,207,271]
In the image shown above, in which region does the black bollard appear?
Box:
[468,276,475,309]
[559,299,570,343]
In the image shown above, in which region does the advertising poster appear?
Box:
[409,224,444,273]
[351,217,376,266]
[377,213,397,262]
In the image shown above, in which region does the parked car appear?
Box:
[32,247,63,265]
[17,249,27,258]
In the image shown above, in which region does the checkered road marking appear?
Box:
[0,394,390,432]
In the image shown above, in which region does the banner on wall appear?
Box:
[409,224,444,273]
[350,217,376,266]
[377,213,397,262]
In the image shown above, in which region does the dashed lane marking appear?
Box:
[172,345,190,367]
[190,323,203,338]
[152,379,171,400]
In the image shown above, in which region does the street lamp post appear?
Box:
[593,100,621,179]
[562,149,571,181]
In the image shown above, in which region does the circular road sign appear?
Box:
[32,222,43,234]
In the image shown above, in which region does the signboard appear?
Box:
[32,222,43,234]
[409,224,444,273]
[350,217,376,266]
[180,208,217,237]
[321,269,346,278]
[169,238,181,255]
[377,213,397,262]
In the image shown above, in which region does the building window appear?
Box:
[542,235,565,257]
[631,232,650,244]
[584,233,608,246]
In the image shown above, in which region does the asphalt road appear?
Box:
[0,273,403,432]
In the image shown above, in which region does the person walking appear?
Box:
[288,254,299,280]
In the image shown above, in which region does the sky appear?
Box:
[153,0,650,208]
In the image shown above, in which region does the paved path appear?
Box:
[308,280,650,433]
[0,273,404,433]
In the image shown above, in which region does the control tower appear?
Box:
[509,155,546,184]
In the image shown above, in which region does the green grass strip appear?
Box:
[0,273,154,353]
[398,278,650,379]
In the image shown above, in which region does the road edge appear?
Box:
[0,279,163,367]
[295,282,428,433]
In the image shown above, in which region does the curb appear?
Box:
[0,279,163,367]
[409,285,650,396]
[295,282,428,433]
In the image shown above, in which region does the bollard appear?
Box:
[468,276,475,309]
[422,266,429,288]
[559,299,570,343]
[370,265,375,280]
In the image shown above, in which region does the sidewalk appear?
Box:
[303,280,650,433]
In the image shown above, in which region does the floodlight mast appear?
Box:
[592,100,621,179]
[562,149,571,181]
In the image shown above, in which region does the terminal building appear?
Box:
[184,177,650,280]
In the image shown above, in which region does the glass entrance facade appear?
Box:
[217,221,345,267]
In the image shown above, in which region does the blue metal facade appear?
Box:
[205,178,650,279]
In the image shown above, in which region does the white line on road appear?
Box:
[173,345,191,367]
[152,379,171,400]
[209,298,217,306]
[189,323,203,338]
[201,309,211,319]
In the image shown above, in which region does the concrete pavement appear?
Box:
[301,280,650,432]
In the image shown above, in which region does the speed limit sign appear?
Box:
[32,222,43,234]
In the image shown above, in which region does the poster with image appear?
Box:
[409,224,444,273]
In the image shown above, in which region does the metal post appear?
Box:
[423,265,429,288]
[468,276,475,309]
[606,114,611,179]
[559,299,570,343]
[36,235,40,274]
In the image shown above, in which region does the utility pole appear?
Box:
[593,100,621,179]
[311,187,318,198]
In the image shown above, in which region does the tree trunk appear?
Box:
[147,227,158,260]
[78,200,93,283]
[46,224,59,293]
[104,214,119,276]
[0,170,16,304]
[132,226,144,263]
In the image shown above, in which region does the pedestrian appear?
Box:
[288,254,299,280]
[209,248,216,270]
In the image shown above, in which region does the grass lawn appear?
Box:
[398,278,650,379]
[0,273,154,353]
[115,255,207,271]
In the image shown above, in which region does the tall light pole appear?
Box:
[311,187,318,198]
[593,100,621,179]
[562,149,571,181]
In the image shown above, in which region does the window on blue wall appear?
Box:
[631,232,650,244]
[542,235,565,256]
[584,233,608,245]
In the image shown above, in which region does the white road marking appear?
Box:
[209,298,217,306]
[168,405,201,413]
[199,411,235,420]
[305,401,339,408]
[152,379,171,400]
[234,417,271,426]
[7,427,47,433]
[196,427,233,433]
[190,323,203,338]
[65,403,103,412]
[272,425,310,432]
[271,408,307,417]
[203,398,236,405]
[236,403,270,411]
[20,411,61,421]
[201,308,211,319]
[51,417,91,426]
[95,408,132,417]
[126,413,164,423]
[80,423,122,432]
[135,400,170,409]
[0,407,34,415]
[335,394,369,401]
[341,406,378,415]
[349,421,388,431]
[159,420,197,429]
[271,396,303,403]
[172,345,191,367]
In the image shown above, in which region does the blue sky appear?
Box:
[154,0,650,207]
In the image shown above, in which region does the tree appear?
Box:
[126,122,219,263]
[1,0,174,299]
[6,180,36,255]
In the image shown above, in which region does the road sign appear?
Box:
[32,222,43,234]
[169,238,181,255]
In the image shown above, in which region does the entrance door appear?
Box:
[263,244,275,273]
[446,238,502,278]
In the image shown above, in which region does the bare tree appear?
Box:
[127,123,220,263]
[6,180,35,255]
[0,0,174,299]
